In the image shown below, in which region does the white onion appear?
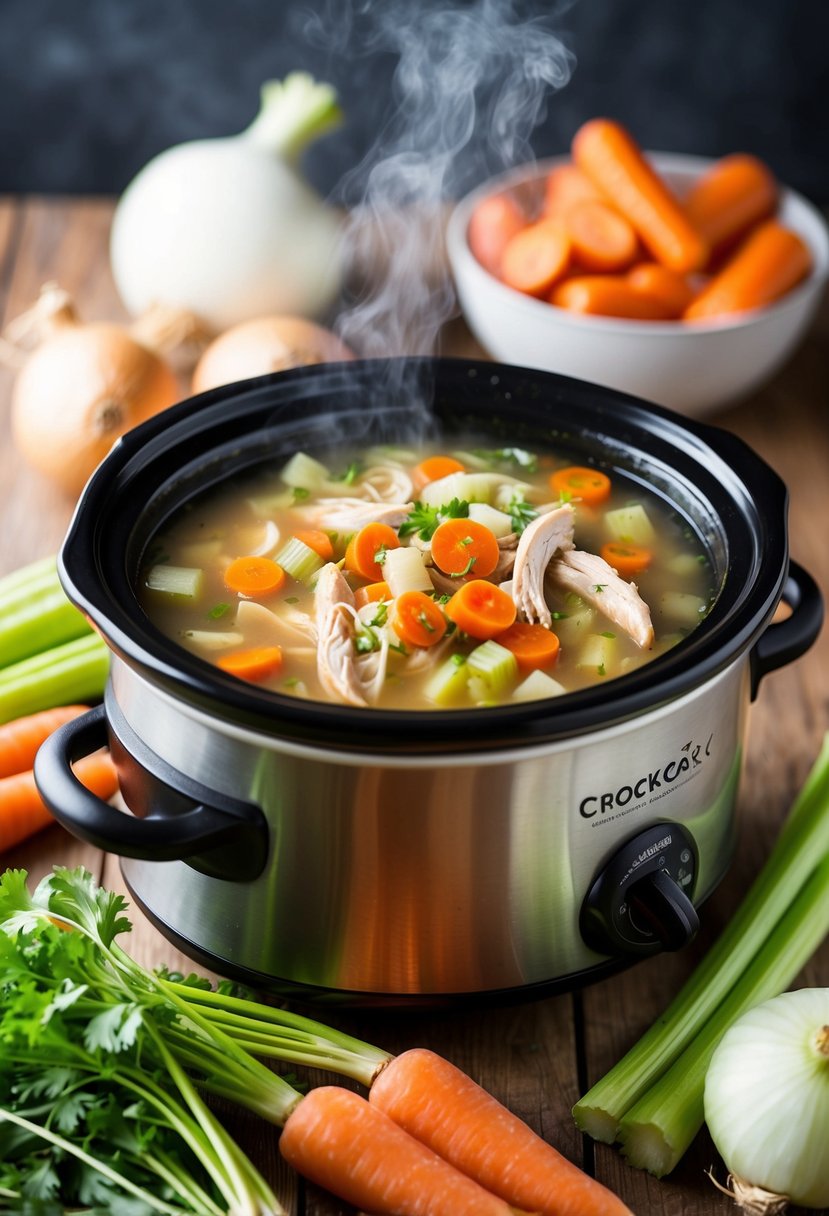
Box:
[704,988,829,1210]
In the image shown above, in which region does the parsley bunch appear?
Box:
[398,498,469,541]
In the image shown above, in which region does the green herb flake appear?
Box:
[373,545,388,566]
[354,626,380,654]
[292,486,311,502]
[600,631,616,639]
[593,584,607,594]
[474,446,539,474]
[398,498,469,541]
[598,662,607,676]
[451,653,467,668]
[283,677,300,688]
[207,602,231,620]
[417,610,436,633]
[368,603,388,628]
[507,495,538,536]
[284,596,300,605]
[337,460,363,485]
[551,611,570,620]
[453,555,477,578]
[389,641,409,655]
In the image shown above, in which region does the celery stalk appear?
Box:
[617,851,829,1175]
[573,733,829,1143]
[0,633,109,724]
[0,557,91,667]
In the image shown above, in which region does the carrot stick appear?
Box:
[216,646,283,683]
[683,153,777,252]
[391,592,447,649]
[344,523,401,583]
[468,193,526,276]
[542,164,602,220]
[565,200,638,272]
[627,263,695,318]
[369,1049,633,1216]
[495,621,560,671]
[0,751,118,853]
[444,581,516,640]
[551,275,676,320]
[279,1085,514,1216]
[500,219,570,296]
[430,518,499,579]
[572,119,708,272]
[223,555,286,597]
[683,219,812,322]
[0,704,90,779]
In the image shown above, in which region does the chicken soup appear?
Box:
[139,443,715,709]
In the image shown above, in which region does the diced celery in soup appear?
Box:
[138,443,715,709]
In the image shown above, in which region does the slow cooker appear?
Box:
[35,358,823,1006]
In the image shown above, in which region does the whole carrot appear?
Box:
[683,153,777,252]
[369,1049,634,1216]
[627,263,695,318]
[684,219,812,322]
[552,275,675,320]
[542,163,602,220]
[572,119,708,272]
[279,1085,514,1216]
[0,751,118,853]
[0,704,90,779]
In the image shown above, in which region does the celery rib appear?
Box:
[0,555,91,667]
[0,632,110,723]
[573,733,829,1143]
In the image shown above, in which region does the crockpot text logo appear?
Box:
[579,735,713,819]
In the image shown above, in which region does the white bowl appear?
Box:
[447,153,829,417]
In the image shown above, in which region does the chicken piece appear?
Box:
[547,550,655,649]
[314,563,369,707]
[297,497,413,533]
[511,503,576,627]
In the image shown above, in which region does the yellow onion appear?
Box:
[192,315,354,394]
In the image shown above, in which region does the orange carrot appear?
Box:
[392,591,448,649]
[683,219,812,322]
[551,274,676,320]
[0,705,90,779]
[444,581,516,640]
[683,153,777,253]
[627,263,695,318]
[549,465,612,507]
[572,119,708,272]
[565,200,638,272]
[279,1085,514,1216]
[412,455,466,491]
[600,540,653,578]
[467,193,526,277]
[369,1049,633,1216]
[293,530,334,561]
[216,646,283,682]
[345,523,401,583]
[495,621,561,671]
[500,219,570,296]
[224,555,286,598]
[542,163,602,220]
[430,518,500,579]
[0,751,118,853]
[354,581,392,609]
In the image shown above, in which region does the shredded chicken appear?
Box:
[547,550,655,649]
[512,504,576,627]
[314,564,369,707]
[358,464,414,503]
[297,497,413,532]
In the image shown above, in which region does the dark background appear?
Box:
[2,0,826,204]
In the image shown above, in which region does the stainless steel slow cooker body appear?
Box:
[36,358,823,1005]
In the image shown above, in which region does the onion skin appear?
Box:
[11,323,180,497]
[192,316,354,394]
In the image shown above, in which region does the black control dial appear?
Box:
[580,822,699,956]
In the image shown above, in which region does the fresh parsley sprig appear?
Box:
[398,497,469,541]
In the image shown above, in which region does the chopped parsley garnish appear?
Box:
[593,583,607,594]
[451,653,467,668]
[418,610,437,633]
[600,631,616,639]
[551,611,570,620]
[389,640,409,655]
[207,602,231,620]
[337,459,363,485]
[368,603,388,627]
[474,446,539,474]
[373,545,388,566]
[598,662,607,676]
[507,495,538,536]
[398,498,469,541]
[452,554,477,577]
[283,677,300,688]
[354,626,381,654]
[292,486,310,502]
[284,596,300,605]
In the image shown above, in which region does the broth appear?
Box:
[138,440,715,709]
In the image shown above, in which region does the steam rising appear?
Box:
[314,0,575,363]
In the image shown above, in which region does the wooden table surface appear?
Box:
[1,196,827,1216]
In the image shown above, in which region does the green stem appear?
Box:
[616,851,829,1176]
[0,557,91,668]
[243,72,342,161]
[573,734,829,1142]
[0,631,108,723]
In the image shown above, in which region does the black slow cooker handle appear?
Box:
[34,705,268,880]
[750,560,824,698]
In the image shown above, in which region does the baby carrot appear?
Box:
[468,193,526,276]
[344,523,401,583]
[495,621,561,671]
[431,518,500,579]
[216,646,283,682]
[0,751,118,853]
[354,580,392,609]
[500,218,570,297]
[683,153,777,253]
[565,200,638,272]
[392,591,447,649]
[627,263,695,318]
[551,274,676,320]
[0,704,90,779]
[600,540,653,578]
[444,581,516,640]
[279,1085,514,1216]
[549,466,612,507]
[572,118,709,272]
[293,530,334,561]
[412,455,466,491]
[684,219,812,322]
[369,1049,634,1216]
[224,556,286,598]
[542,163,602,220]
